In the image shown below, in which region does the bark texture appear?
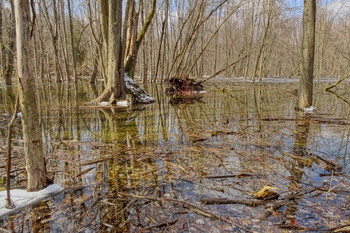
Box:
[124,0,156,78]
[92,0,125,104]
[297,0,316,109]
[14,0,47,191]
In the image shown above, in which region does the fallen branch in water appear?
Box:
[140,219,178,232]
[201,198,267,207]
[203,173,256,179]
[258,117,350,125]
[78,158,111,166]
[118,192,254,233]
[319,172,344,177]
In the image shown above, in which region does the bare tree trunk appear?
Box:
[41,0,62,82]
[92,0,124,103]
[140,1,148,83]
[1,0,16,85]
[14,0,47,191]
[89,45,99,83]
[297,0,316,109]
[154,0,169,82]
[124,0,156,78]
[68,0,78,83]
[0,1,4,78]
[252,0,274,81]
[59,0,70,81]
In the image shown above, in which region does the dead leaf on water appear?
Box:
[253,185,279,200]
[334,226,350,232]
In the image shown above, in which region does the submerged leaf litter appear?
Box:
[0,78,350,232]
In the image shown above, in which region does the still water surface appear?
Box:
[0,79,350,232]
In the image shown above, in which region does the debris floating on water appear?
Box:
[253,185,279,200]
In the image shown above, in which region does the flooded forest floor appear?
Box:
[1,79,350,232]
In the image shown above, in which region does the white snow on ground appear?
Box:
[304,106,316,114]
[0,184,63,218]
[98,101,110,106]
[116,100,129,107]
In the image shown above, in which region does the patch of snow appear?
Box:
[0,184,64,218]
[99,101,110,106]
[116,101,128,107]
[16,112,22,118]
[304,106,316,114]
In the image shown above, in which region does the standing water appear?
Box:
[0,79,350,232]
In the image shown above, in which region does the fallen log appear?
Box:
[201,198,267,207]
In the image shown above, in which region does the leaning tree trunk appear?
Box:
[297,0,316,110]
[124,0,156,78]
[14,0,47,191]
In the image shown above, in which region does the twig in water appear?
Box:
[141,219,178,232]
[118,192,254,233]
[201,198,267,207]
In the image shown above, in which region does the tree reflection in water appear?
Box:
[1,81,350,232]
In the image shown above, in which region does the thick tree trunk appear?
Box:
[14,0,47,191]
[92,0,124,103]
[108,0,124,99]
[297,0,316,109]
[91,0,155,105]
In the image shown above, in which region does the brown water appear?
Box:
[0,79,350,232]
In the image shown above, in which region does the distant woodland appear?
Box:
[1,0,349,85]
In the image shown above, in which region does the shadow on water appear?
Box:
[1,80,350,232]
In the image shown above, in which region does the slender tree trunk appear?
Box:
[14,0,47,191]
[41,0,62,82]
[89,45,99,83]
[154,0,168,82]
[5,0,15,85]
[0,1,4,78]
[59,0,70,81]
[297,0,316,109]
[68,0,78,83]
